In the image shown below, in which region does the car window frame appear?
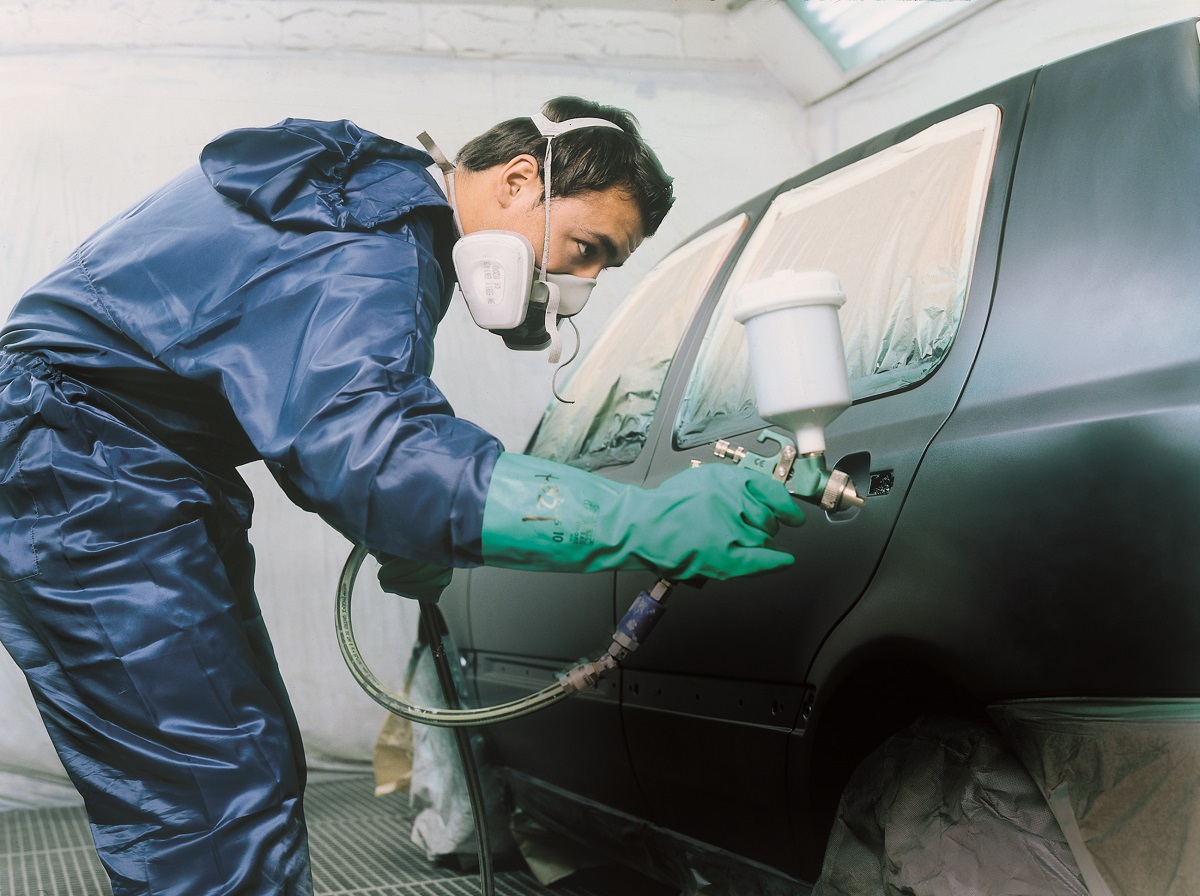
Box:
[672,104,1003,451]
[523,211,754,479]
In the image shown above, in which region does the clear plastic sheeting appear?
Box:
[676,105,1000,447]
[372,640,513,865]
[526,214,747,470]
[813,716,1088,896]
[992,699,1200,896]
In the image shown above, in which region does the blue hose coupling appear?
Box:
[608,579,673,663]
[558,579,675,696]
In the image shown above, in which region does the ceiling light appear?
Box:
[784,0,992,72]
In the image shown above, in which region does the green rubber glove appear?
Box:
[376,555,453,602]
[480,452,805,581]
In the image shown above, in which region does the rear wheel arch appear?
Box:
[795,650,986,874]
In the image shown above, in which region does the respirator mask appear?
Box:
[418,113,624,366]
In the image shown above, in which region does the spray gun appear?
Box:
[335,269,865,718]
[606,271,866,691]
[715,269,865,513]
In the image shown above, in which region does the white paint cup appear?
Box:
[733,269,851,456]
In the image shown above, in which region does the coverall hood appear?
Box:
[200,117,452,233]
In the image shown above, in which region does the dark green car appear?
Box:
[439,20,1200,893]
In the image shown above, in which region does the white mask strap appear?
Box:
[416,131,464,237]
[529,113,624,286]
[540,142,553,286]
[530,113,623,139]
[543,282,564,364]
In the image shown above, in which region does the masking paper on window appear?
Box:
[527,215,747,470]
[676,105,1000,446]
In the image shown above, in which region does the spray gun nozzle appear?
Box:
[822,467,865,512]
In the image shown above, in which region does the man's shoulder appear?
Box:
[199,118,449,233]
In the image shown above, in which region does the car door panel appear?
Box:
[453,214,760,818]
[618,71,1035,867]
[806,20,1200,702]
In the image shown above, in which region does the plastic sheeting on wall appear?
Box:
[992,699,1200,896]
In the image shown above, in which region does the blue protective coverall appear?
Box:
[0,119,503,895]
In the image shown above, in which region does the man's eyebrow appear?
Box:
[587,231,627,267]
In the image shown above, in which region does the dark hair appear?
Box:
[456,96,675,236]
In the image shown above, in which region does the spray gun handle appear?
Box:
[714,428,865,513]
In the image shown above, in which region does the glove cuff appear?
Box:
[480,452,634,572]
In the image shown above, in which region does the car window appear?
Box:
[675,105,1001,447]
[527,214,748,470]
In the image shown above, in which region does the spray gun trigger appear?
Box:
[754,430,801,483]
[773,444,799,484]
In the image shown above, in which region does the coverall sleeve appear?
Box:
[163,204,503,568]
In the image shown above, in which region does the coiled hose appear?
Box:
[335,543,673,896]
[335,544,574,727]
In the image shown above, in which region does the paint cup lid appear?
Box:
[733,269,846,322]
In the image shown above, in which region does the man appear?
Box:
[0,97,804,895]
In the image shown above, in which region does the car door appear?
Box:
[616,77,1033,872]
[457,213,754,813]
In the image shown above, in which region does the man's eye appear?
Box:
[576,241,595,260]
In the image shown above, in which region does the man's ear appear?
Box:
[495,154,541,209]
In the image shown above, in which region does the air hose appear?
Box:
[335,544,659,725]
[335,543,674,896]
[416,601,496,896]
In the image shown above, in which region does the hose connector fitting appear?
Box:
[558,655,617,695]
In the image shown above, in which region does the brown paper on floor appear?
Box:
[373,711,414,797]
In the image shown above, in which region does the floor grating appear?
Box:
[0,776,656,896]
